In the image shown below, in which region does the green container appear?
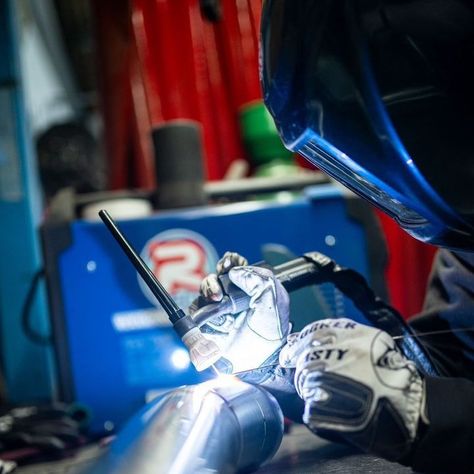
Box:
[239,101,294,166]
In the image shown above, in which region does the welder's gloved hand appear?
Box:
[193,251,290,376]
[279,318,426,462]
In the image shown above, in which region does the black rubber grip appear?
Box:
[173,314,199,338]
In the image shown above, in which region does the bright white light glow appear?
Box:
[171,348,191,370]
[208,374,239,387]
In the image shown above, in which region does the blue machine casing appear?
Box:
[42,185,386,434]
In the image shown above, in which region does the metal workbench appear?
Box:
[16,424,414,474]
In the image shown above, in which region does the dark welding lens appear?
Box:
[261,0,474,248]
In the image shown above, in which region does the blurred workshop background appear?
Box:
[0,0,436,467]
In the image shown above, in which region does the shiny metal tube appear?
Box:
[86,377,284,474]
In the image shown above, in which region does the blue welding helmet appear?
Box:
[261,0,474,250]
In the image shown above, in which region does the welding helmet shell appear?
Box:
[261,0,474,250]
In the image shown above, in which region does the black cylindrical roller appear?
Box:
[152,120,207,209]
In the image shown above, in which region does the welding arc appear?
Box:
[98,210,182,320]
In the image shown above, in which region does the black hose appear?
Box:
[21,269,51,345]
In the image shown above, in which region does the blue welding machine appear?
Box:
[42,184,387,435]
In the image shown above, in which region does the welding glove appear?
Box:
[279,318,426,462]
[192,252,290,376]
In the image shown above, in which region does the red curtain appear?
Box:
[377,212,437,318]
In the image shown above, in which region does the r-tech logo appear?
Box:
[138,229,219,314]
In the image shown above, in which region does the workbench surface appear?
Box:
[262,424,413,473]
[16,424,414,473]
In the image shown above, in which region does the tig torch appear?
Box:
[99,210,320,372]
[99,210,438,376]
[99,210,220,371]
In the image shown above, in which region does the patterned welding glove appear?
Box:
[279,318,426,462]
[192,252,290,375]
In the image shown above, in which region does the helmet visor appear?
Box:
[261,0,474,249]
